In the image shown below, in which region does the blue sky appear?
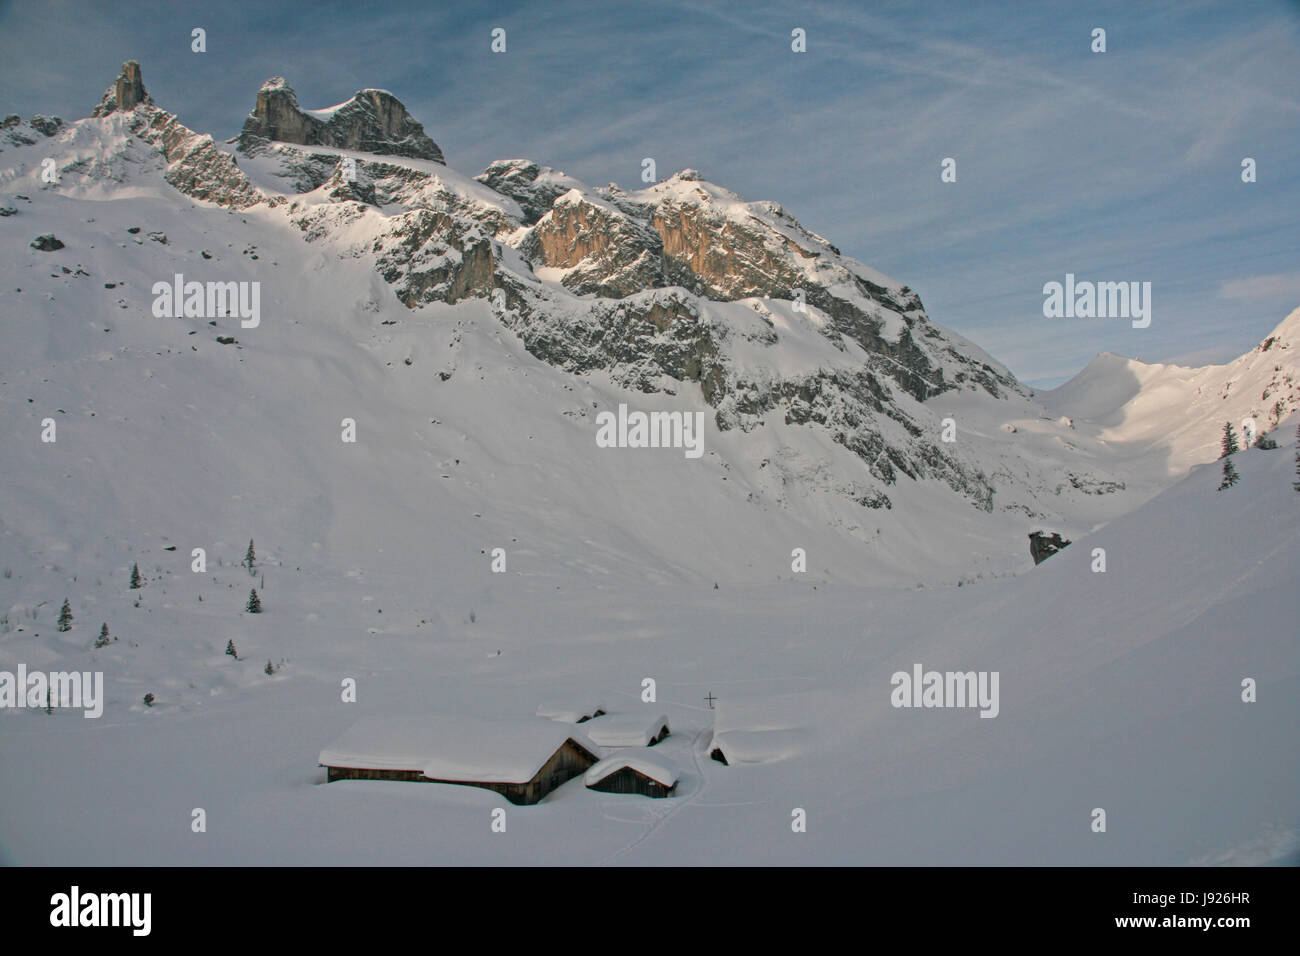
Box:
[2,0,1298,386]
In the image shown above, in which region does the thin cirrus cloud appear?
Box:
[1218,272,1300,303]
[1,0,1297,387]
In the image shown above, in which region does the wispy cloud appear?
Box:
[1219,271,1300,303]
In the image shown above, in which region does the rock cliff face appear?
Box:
[237,77,444,163]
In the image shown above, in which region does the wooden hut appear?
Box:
[318,715,599,805]
[584,712,670,748]
[584,749,679,799]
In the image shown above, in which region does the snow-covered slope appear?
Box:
[0,411,1294,865]
[1044,307,1300,475]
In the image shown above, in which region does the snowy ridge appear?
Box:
[1046,306,1300,475]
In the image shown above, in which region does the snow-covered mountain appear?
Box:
[1,63,1296,866]
[9,62,1290,586]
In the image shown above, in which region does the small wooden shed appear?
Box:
[318,715,600,805]
[584,749,679,799]
[584,712,670,748]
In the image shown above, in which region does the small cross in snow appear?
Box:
[704,692,717,710]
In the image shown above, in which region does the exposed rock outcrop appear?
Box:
[29,115,64,137]
[1028,531,1071,565]
[526,191,666,297]
[475,159,582,225]
[237,78,444,163]
[128,108,263,209]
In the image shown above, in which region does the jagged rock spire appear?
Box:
[92,61,154,117]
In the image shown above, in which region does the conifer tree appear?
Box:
[1219,455,1240,490]
[244,539,256,576]
[143,693,155,707]
[246,588,262,613]
[57,598,73,632]
[129,562,142,589]
[264,659,275,676]
[1219,420,1239,459]
[226,639,238,659]
[94,623,110,649]
[45,690,53,715]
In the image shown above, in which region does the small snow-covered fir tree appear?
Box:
[129,562,142,589]
[1219,455,1240,490]
[225,639,238,659]
[244,539,256,576]
[142,693,155,707]
[94,623,110,648]
[246,588,262,613]
[1219,420,1239,459]
[264,659,275,676]
[57,598,73,632]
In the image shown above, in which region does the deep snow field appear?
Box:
[0,439,1296,865]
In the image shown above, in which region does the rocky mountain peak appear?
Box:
[237,78,444,163]
[475,159,584,225]
[91,60,154,117]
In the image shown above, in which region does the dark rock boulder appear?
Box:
[30,234,64,251]
[1028,530,1071,565]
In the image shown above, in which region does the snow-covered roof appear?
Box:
[710,691,835,764]
[584,748,679,788]
[318,714,597,783]
[584,712,669,748]
[536,701,606,723]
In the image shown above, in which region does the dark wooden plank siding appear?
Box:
[322,738,599,806]
[586,767,676,798]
